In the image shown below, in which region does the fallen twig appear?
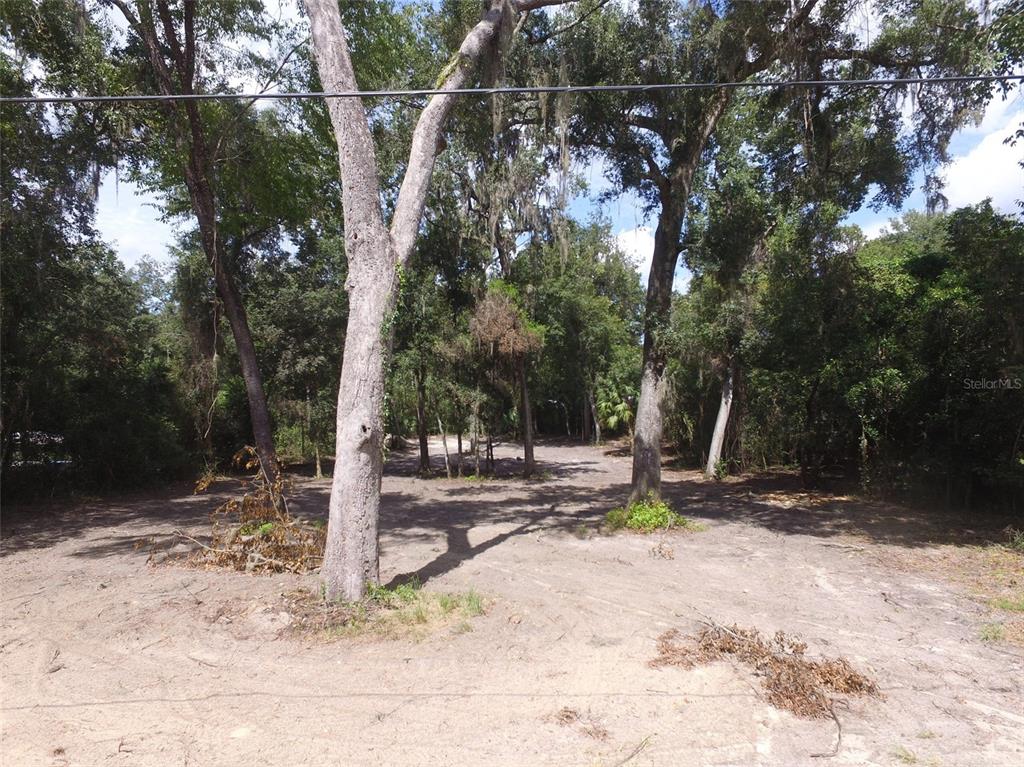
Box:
[810,698,844,758]
[610,735,652,767]
[882,592,906,609]
[172,529,230,555]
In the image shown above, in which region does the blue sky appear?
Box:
[95,55,1023,295]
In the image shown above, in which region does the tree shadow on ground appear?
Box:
[369,470,1020,588]
[660,470,1019,549]
[0,481,239,557]
[4,446,1018,574]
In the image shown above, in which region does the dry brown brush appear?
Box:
[651,624,879,718]
[174,448,325,574]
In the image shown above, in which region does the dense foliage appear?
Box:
[668,204,1024,509]
[2,0,1021,512]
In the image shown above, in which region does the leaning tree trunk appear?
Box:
[110,0,281,486]
[518,357,535,477]
[704,358,737,479]
[473,395,481,477]
[183,134,280,486]
[628,89,733,503]
[213,251,280,484]
[437,416,452,479]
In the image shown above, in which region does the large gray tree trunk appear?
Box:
[629,200,685,502]
[322,276,395,598]
[305,0,559,600]
[704,359,737,479]
[628,89,733,503]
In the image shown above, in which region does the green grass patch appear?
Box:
[294,579,487,641]
[463,589,484,616]
[605,494,704,533]
[367,578,421,606]
[980,622,1005,642]
[992,594,1024,612]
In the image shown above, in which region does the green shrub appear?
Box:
[605,494,698,532]
[605,506,631,530]
[238,520,276,536]
[367,577,421,607]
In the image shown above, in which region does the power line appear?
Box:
[1,74,1022,105]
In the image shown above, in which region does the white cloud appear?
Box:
[616,225,691,293]
[94,178,178,267]
[852,101,1023,238]
[617,225,654,277]
[942,109,1024,212]
[859,218,894,240]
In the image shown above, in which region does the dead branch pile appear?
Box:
[650,624,879,718]
[176,449,325,574]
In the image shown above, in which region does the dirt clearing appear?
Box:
[2,441,1022,766]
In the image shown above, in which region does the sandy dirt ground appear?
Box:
[2,440,1023,766]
